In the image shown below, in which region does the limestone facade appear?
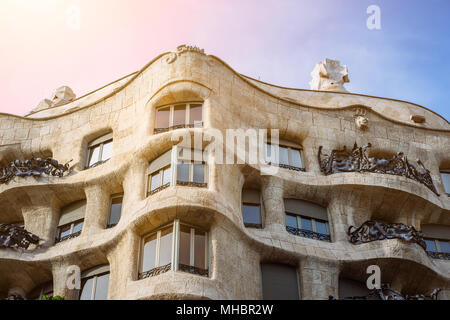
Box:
[0,45,449,300]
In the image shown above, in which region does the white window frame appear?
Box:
[106,193,123,228]
[265,143,305,170]
[139,220,209,279]
[155,102,204,132]
[86,134,113,169]
[147,165,172,196]
[56,219,84,242]
[79,270,110,300]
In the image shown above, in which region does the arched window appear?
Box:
[260,263,300,300]
[55,200,86,243]
[154,102,203,134]
[284,199,330,242]
[79,265,110,300]
[86,133,113,169]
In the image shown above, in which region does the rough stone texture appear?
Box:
[0,46,449,300]
[309,58,349,92]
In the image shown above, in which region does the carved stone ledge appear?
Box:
[318,143,439,195]
[0,157,72,184]
[0,224,41,250]
[347,220,426,250]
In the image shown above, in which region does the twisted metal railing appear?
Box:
[178,264,209,277]
[0,224,40,250]
[286,226,331,242]
[318,143,439,195]
[139,263,172,279]
[0,157,71,184]
[347,220,426,250]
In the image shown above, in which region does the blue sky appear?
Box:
[1,0,449,121]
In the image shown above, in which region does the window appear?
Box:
[284,199,330,242]
[55,200,86,243]
[154,102,203,134]
[266,143,304,171]
[260,263,300,300]
[422,224,450,259]
[176,147,207,187]
[440,170,450,195]
[242,189,262,228]
[139,221,208,280]
[147,150,172,195]
[86,133,113,168]
[79,265,110,300]
[106,194,123,228]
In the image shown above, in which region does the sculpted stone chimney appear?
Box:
[309,58,349,92]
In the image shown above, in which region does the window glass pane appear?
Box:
[265,144,271,162]
[173,104,186,127]
[243,204,261,225]
[72,221,83,234]
[300,217,313,231]
[285,215,298,229]
[94,273,109,300]
[88,145,101,167]
[179,225,191,266]
[101,140,113,161]
[156,107,170,129]
[425,239,437,252]
[109,197,122,226]
[150,172,160,191]
[159,227,173,266]
[79,278,93,300]
[177,163,190,182]
[279,147,289,166]
[438,240,450,253]
[290,149,302,168]
[162,167,172,186]
[189,104,203,126]
[194,230,206,270]
[142,234,157,272]
[193,164,205,183]
[59,225,71,239]
[315,220,328,235]
[441,172,450,194]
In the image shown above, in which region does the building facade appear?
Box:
[0,45,449,300]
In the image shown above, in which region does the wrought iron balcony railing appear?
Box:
[286,226,331,242]
[0,224,40,250]
[266,162,306,172]
[329,285,441,300]
[347,220,426,250]
[0,157,71,184]
[139,263,172,279]
[176,181,207,188]
[318,143,439,195]
[148,182,170,196]
[55,231,81,244]
[427,251,450,260]
[178,264,209,277]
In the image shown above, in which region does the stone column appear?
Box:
[300,257,340,300]
[51,260,79,300]
[22,204,59,247]
[261,176,285,233]
[82,185,109,235]
[122,158,148,215]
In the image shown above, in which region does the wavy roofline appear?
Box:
[0,48,447,132]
